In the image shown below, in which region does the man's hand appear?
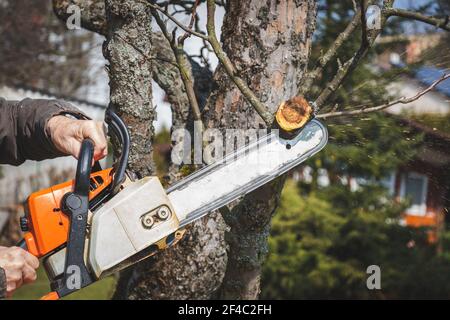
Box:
[0,246,39,298]
[47,116,108,162]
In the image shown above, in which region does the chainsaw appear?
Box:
[17,105,328,300]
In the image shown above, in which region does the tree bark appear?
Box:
[103,0,154,178]
[111,29,225,301]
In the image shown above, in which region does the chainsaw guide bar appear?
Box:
[168,119,328,227]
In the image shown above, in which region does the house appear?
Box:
[0,84,106,237]
[390,115,450,242]
[380,34,450,242]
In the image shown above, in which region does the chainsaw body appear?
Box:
[22,168,113,258]
[18,108,328,300]
[32,175,183,282]
[19,108,184,299]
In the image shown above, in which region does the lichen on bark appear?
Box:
[52,0,107,35]
[104,0,154,177]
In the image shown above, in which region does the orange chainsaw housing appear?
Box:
[22,168,113,258]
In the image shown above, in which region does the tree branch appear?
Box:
[385,8,450,31]
[317,73,450,119]
[144,1,209,40]
[313,0,394,110]
[151,6,203,123]
[151,31,214,146]
[143,0,274,125]
[178,0,201,44]
[360,0,369,47]
[143,0,273,125]
[299,6,362,95]
[103,0,154,177]
[52,0,107,36]
[151,33,191,129]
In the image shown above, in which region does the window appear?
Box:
[380,172,396,196]
[399,172,428,216]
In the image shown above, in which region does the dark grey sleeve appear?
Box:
[0,267,6,299]
[0,98,88,165]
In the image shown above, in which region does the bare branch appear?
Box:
[313,0,395,110]
[385,8,450,31]
[360,0,369,47]
[178,0,201,44]
[205,0,273,125]
[137,0,272,125]
[52,0,107,35]
[151,7,203,123]
[317,73,450,119]
[151,32,190,130]
[143,1,209,40]
[299,7,362,95]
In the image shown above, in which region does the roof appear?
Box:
[385,114,450,168]
[414,66,450,98]
[397,116,450,142]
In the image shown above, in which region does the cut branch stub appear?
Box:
[275,96,314,132]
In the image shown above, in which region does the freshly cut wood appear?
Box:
[275,96,313,132]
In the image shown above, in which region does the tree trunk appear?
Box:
[103,0,154,178]
[205,0,318,299]
[113,0,317,300]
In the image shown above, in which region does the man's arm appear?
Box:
[0,98,88,165]
[0,98,107,298]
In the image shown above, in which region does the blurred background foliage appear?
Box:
[0,0,101,97]
[262,177,450,299]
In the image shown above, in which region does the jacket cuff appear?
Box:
[36,99,90,157]
[0,267,6,299]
